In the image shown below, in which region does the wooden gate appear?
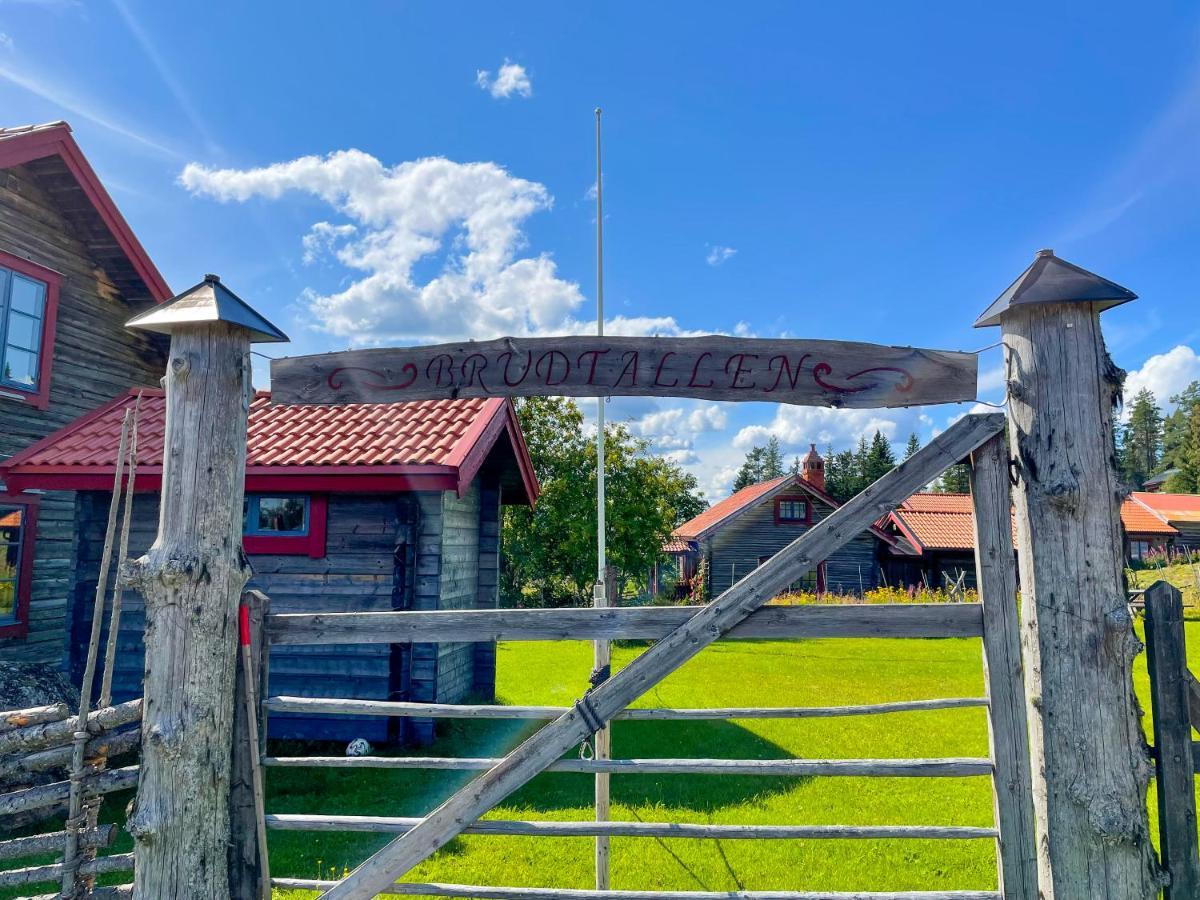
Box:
[231,414,1039,899]
[1142,580,1200,899]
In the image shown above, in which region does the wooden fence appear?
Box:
[0,697,140,896]
[1142,580,1200,899]
[226,423,1040,900]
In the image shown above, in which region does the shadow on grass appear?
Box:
[266,715,799,820]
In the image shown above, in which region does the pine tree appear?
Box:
[937,463,972,493]
[1162,381,1200,475]
[862,431,896,485]
[1169,403,1200,493]
[904,433,921,460]
[732,446,766,491]
[1119,388,1162,488]
[762,436,786,480]
[824,446,859,503]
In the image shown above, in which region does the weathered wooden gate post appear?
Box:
[123,275,287,899]
[977,249,1160,898]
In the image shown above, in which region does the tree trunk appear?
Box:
[1002,302,1161,898]
[126,323,253,899]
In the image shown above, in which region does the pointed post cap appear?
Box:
[974,249,1137,328]
[126,274,289,343]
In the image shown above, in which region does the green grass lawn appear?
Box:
[262,623,1200,898]
[4,622,1197,898]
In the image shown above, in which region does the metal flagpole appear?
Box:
[592,106,612,892]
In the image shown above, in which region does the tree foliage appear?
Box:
[1161,381,1200,492]
[732,436,786,490]
[501,397,707,607]
[1118,388,1163,489]
[904,433,921,460]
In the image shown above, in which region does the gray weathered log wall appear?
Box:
[69,484,498,744]
[703,487,878,597]
[0,163,167,664]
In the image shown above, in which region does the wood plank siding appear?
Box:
[0,162,167,663]
[704,491,879,597]
[69,482,501,743]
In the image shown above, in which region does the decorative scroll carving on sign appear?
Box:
[270,336,977,409]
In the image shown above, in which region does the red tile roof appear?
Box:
[673,476,792,540]
[1,389,538,504]
[662,538,694,554]
[673,474,905,550]
[1131,491,1200,524]
[888,492,1176,553]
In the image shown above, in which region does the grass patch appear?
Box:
[7,622,1198,898]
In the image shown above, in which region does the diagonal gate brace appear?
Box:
[321,412,1006,899]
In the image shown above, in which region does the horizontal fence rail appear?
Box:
[263,756,994,778]
[265,603,984,645]
[271,880,1002,900]
[0,851,133,889]
[266,814,998,841]
[266,696,990,721]
[0,765,138,817]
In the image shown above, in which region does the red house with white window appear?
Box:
[0,122,172,657]
[2,390,538,742]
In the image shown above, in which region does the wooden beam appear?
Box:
[968,433,1037,899]
[266,603,985,646]
[0,851,133,888]
[267,813,997,840]
[0,702,70,733]
[0,699,141,758]
[0,766,138,818]
[1185,671,1200,734]
[265,696,989,720]
[284,880,1002,900]
[318,412,1006,900]
[0,825,115,861]
[1144,581,1200,899]
[1003,301,1160,897]
[263,756,994,777]
[269,335,978,409]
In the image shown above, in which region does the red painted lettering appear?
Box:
[499,351,533,387]
[576,349,609,385]
[461,353,489,391]
[725,353,758,389]
[688,352,715,388]
[426,354,455,388]
[653,351,679,388]
[765,353,811,393]
[535,350,570,386]
[615,350,639,388]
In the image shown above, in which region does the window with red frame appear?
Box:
[0,495,38,639]
[775,497,809,524]
[0,251,60,411]
[242,494,327,558]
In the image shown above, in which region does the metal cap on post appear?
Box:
[973,248,1137,328]
[123,275,285,898]
[126,273,289,342]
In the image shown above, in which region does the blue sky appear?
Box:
[2,1,1199,499]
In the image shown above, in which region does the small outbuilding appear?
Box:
[1,389,538,743]
[664,446,906,598]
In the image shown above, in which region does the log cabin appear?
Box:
[0,122,172,662]
[663,445,908,598]
[877,491,1182,588]
[1,390,539,743]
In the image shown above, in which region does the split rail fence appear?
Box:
[230,415,1040,899]
[0,697,140,897]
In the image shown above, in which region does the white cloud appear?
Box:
[476,60,532,99]
[0,33,13,50]
[706,245,737,266]
[629,404,729,452]
[181,150,587,343]
[733,405,906,453]
[1122,345,1200,414]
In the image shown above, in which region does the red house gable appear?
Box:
[0,122,172,304]
[0,390,539,504]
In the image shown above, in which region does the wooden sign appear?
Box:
[269,336,977,409]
